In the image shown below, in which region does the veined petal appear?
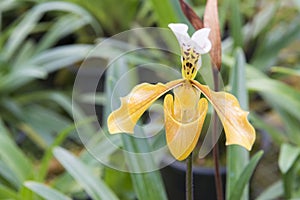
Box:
[191,80,256,150]
[173,81,200,122]
[164,94,208,161]
[191,28,212,54]
[108,79,184,134]
[168,23,189,35]
[168,23,190,43]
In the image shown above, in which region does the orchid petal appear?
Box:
[191,80,255,150]
[168,23,189,35]
[168,23,190,42]
[108,79,184,134]
[191,28,212,54]
[164,93,208,161]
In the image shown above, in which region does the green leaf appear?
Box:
[122,133,168,200]
[104,168,135,200]
[38,117,95,181]
[275,107,300,144]
[250,114,288,145]
[53,147,119,200]
[105,57,167,200]
[279,143,300,174]
[0,184,21,200]
[0,119,33,184]
[0,67,47,92]
[0,160,21,189]
[256,181,283,200]
[20,105,72,148]
[247,77,300,123]
[66,0,134,33]
[4,1,100,59]
[229,48,248,109]
[149,0,179,27]
[0,0,18,12]
[227,48,250,200]
[229,151,264,200]
[251,16,300,70]
[229,0,243,47]
[31,45,93,73]
[271,66,300,77]
[25,181,71,200]
[246,4,277,39]
[34,14,96,54]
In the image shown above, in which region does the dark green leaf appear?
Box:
[229,151,264,200]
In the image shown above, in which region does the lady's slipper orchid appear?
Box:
[107,23,255,161]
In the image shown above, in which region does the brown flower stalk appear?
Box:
[179,0,221,70]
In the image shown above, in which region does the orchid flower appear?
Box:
[107,23,255,161]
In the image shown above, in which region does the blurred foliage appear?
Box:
[0,0,99,150]
[0,0,299,199]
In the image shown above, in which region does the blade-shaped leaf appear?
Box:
[0,184,21,200]
[122,134,168,200]
[0,159,22,189]
[250,114,287,146]
[247,78,300,123]
[227,48,250,200]
[31,45,93,73]
[256,181,283,200]
[25,181,71,200]
[279,143,300,174]
[149,0,179,27]
[229,151,264,200]
[228,0,243,47]
[0,119,33,184]
[4,1,99,59]
[251,16,300,70]
[53,147,119,200]
[271,66,300,77]
[105,57,168,200]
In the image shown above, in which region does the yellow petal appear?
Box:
[108,79,184,134]
[173,81,201,122]
[191,80,256,150]
[164,94,208,161]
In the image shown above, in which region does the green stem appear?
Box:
[283,168,294,199]
[186,152,193,200]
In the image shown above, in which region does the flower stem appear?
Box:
[213,68,223,200]
[186,152,193,200]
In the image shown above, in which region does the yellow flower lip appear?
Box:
[164,89,208,160]
[107,23,256,160]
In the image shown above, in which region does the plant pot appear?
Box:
[160,157,226,200]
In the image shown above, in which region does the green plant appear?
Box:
[1,0,299,199]
[0,1,123,199]
[220,0,300,199]
[0,1,99,148]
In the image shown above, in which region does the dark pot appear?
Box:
[160,157,226,200]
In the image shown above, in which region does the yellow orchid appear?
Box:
[107,23,255,161]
